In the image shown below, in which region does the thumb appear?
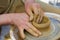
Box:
[18,26,25,39]
[25,8,34,21]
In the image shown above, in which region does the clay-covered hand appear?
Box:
[9,13,41,39]
[25,0,44,21]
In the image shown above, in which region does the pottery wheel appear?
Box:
[9,12,60,40]
[0,12,60,40]
[24,13,60,40]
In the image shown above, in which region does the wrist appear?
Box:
[7,14,13,24]
[0,14,12,25]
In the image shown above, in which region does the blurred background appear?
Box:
[40,0,60,8]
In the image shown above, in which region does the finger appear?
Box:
[18,26,25,39]
[32,3,44,23]
[36,8,44,23]
[22,25,38,37]
[26,22,41,35]
[36,13,41,23]
[39,8,44,18]
[32,4,40,15]
[32,4,40,22]
[20,28,25,39]
[27,9,33,21]
[34,14,38,22]
[36,9,41,22]
[25,6,33,21]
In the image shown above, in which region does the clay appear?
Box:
[32,16,50,28]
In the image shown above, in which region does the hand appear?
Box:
[10,13,41,39]
[25,0,44,22]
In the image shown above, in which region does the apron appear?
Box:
[0,0,25,13]
[0,0,9,13]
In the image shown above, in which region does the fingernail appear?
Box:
[30,17,33,21]
[39,32,42,35]
[34,33,39,37]
[37,33,42,37]
[21,36,26,40]
[37,31,42,36]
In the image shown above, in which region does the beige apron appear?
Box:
[0,0,25,13]
[0,0,9,13]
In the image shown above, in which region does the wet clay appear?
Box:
[32,16,50,29]
[31,15,51,36]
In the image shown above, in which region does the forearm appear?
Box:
[0,14,11,25]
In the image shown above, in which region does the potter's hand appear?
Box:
[10,13,41,39]
[25,0,44,21]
